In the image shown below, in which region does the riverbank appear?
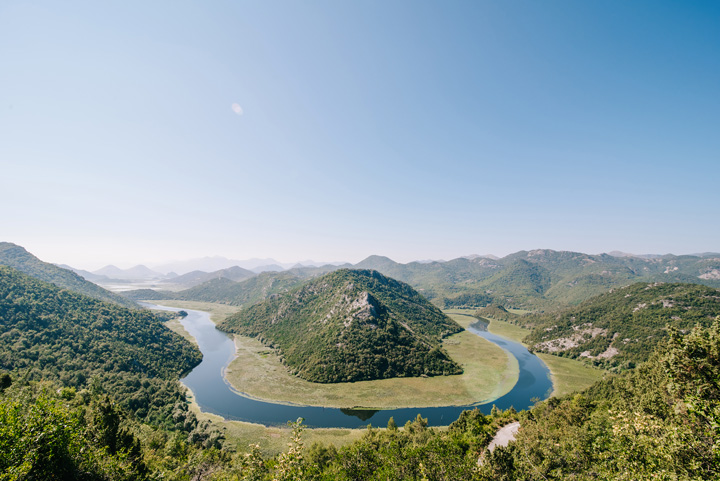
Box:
[447,308,606,397]
[225,327,518,409]
[157,300,520,409]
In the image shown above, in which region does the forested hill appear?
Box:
[219,269,463,383]
[126,249,720,313]
[523,282,720,370]
[0,265,202,425]
[0,242,138,309]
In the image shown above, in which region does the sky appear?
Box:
[1,1,719,270]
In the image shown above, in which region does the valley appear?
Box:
[1,244,717,478]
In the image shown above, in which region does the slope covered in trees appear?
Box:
[218,269,463,383]
[523,282,720,370]
[0,265,202,426]
[4,316,717,480]
[0,242,137,309]
[127,249,720,314]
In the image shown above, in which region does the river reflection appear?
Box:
[146,304,552,428]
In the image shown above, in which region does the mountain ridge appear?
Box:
[0,242,138,308]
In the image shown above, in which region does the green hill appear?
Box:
[0,265,201,425]
[168,265,257,288]
[0,242,138,309]
[218,269,463,383]
[524,282,720,369]
[122,249,720,312]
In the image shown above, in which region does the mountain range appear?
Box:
[123,249,720,312]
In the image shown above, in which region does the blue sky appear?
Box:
[1,1,719,269]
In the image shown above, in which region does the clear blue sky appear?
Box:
[2,1,719,269]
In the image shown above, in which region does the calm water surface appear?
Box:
[147,304,551,428]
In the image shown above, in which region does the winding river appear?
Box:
[148,304,551,428]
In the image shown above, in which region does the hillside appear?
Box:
[168,265,257,288]
[357,250,720,310]
[218,269,463,383]
[523,282,720,369]
[120,249,720,312]
[0,242,138,308]
[0,265,202,425]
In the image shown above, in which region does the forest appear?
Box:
[218,269,463,383]
[1,260,720,479]
[2,315,718,479]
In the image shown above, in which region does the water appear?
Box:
[148,304,551,428]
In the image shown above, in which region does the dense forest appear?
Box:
[0,242,137,309]
[3,315,718,479]
[218,269,463,383]
[0,266,202,428]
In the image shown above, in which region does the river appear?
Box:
[147,304,551,428]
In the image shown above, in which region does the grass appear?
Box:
[163,317,198,347]
[144,299,241,323]
[536,353,607,397]
[224,321,518,409]
[184,390,366,457]
[444,309,606,397]
[162,302,603,452]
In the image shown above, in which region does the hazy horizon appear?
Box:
[3,1,718,271]
[8,240,718,273]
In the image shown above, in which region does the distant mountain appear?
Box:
[93,264,164,280]
[127,249,720,312]
[462,254,499,260]
[692,252,720,258]
[56,264,110,283]
[523,282,720,370]
[176,271,303,305]
[152,256,288,275]
[218,269,463,383]
[0,242,137,308]
[250,264,285,273]
[169,266,256,288]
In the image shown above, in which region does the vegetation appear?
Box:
[219,269,463,383]
[130,250,720,315]
[0,242,137,309]
[524,282,720,370]
[473,304,519,322]
[3,250,720,479]
[0,266,202,427]
[475,318,720,480]
[224,325,515,409]
[4,317,719,478]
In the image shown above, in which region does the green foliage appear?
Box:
[442,292,493,309]
[477,318,720,480]
[0,387,146,480]
[219,269,463,383]
[524,282,720,370]
[664,318,720,466]
[0,242,138,309]
[177,271,304,306]
[473,304,519,322]
[0,266,202,425]
[131,250,720,313]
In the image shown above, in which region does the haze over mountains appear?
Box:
[120,249,720,313]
